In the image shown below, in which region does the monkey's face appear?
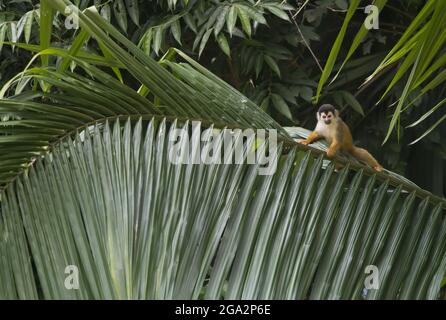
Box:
[319,111,335,125]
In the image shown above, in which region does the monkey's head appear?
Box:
[317,104,339,125]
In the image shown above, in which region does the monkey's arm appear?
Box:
[299,131,321,146]
[326,140,341,158]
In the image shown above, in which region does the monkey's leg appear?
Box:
[350,147,383,172]
[299,131,321,145]
[326,140,341,158]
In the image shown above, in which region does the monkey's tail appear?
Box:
[350,146,383,172]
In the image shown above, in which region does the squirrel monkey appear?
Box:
[299,104,383,172]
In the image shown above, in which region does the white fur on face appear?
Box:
[318,111,335,123]
[315,111,338,143]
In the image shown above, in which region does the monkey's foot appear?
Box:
[297,139,310,145]
[374,165,384,172]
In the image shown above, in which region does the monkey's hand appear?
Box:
[297,132,320,146]
[326,141,341,158]
[326,148,336,158]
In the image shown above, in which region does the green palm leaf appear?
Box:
[1,119,446,299]
[1,1,446,300]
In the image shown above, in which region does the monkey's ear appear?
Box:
[334,109,340,118]
[316,111,320,121]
